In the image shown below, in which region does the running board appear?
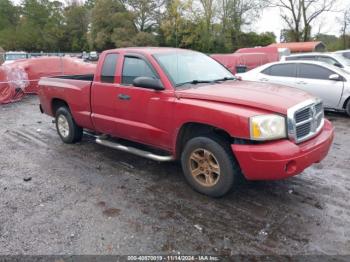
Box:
[95,137,175,162]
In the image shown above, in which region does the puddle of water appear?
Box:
[103,208,121,217]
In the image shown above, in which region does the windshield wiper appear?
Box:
[213,77,236,82]
[175,80,213,87]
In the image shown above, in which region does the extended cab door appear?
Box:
[113,54,175,151]
[295,63,344,108]
[91,52,121,136]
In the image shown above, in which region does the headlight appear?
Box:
[250,114,286,141]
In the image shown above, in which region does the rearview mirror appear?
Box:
[133,77,164,91]
[329,74,342,81]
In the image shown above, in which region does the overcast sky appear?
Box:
[254,3,345,41]
[11,0,346,42]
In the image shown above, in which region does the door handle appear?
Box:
[118,94,131,100]
[297,81,307,85]
[259,78,269,82]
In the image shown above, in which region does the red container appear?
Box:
[211,53,269,74]
[0,56,96,104]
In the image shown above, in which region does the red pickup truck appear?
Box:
[38,47,334,197]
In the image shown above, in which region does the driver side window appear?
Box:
[298,64,335,80]
[122,57,157,85]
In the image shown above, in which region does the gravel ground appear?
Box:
[0,96,349,256]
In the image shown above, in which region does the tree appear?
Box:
[0,0,18,30]
[89,0,136,50]
[132,32,158,46]
[0,46,5,65]
[160,0,190,48]
[42,1,65,51]
[338,7,350,49]
[196,0,216,52]
[85,0,96,9]
[0,0,19,50]
[314,33,342,50]
[219,0,268,50]
[273,0,335,42]
[123,0,165,32]
[64,2,89,51]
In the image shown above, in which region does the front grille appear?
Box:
[296,122,311,138]
[295,108,311,123]
[287,99,324,144]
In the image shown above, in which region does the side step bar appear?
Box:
[96,137,175,162]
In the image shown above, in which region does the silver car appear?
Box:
[237,60,350,116]
[281,52,350,73]
[335,50,350,60]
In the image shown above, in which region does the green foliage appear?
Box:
[89,0,136,50]
[0,0,347,53]
[63,3,89,51]
[315,34,350,51]
[0,0,18,30]
[0,46,4,64]
[132,32,158,46]
[239,32,277,49]
[0,0,19,50]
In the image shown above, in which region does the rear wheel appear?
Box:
[55,107,83,144]
[181,135,241,197]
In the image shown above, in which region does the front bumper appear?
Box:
[232,119,334,180]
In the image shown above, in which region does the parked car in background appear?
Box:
[88,51,99,61]
[38,47,334,197]
[281,52,350,73]
[237,60,350,116]
[4,51,29,65]
[335,50,350,60]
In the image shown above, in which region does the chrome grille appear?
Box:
[295,108,311,123]
[296,122,311,138]
[287,99,324,144]
[315,103,323,114]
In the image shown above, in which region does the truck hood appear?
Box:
[175,81,313,114]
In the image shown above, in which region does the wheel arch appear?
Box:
[343,96,350,109]
[51,98,70,116]
[174,122,235,159]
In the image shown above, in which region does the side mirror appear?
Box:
[334,63,343,68]
[133,77,164,91]
[329,74,342,81]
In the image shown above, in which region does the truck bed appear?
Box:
[38,75,95,130]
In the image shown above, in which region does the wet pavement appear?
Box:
[0,96,349,255]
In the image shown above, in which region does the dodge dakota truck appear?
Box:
[38,47,334,197]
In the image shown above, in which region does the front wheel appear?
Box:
[55,107,83,144]
[181,135,241,197]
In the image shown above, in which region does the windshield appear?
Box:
[333,53,350,66]
[5,54,27,61]
[153,51,234,87]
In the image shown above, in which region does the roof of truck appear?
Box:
[106,47,193,55]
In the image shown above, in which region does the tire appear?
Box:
[55,107,83,144]
[181,135,241,197]
[346,99,350,117]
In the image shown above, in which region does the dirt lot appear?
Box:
[0,96,349,256]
